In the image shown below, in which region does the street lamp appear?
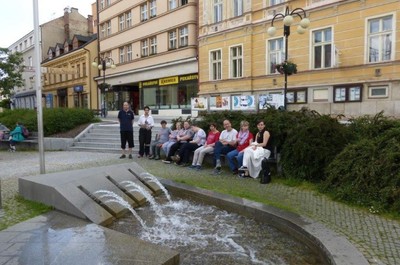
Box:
[92,57,116,117]
[267,7,310,110]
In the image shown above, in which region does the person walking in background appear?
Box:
[212,120,238,175]
[8,122,25,152]
[239,120,272,179]
[189,123,220,171]
[137,106,154,158]
[117,102,134,159]
[174,122,207,166]
[161,122,182,158]
[149,120,171,160]
[226,120,253,175]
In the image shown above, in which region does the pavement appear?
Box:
[0,150,399,265]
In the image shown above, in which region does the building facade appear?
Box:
[96,0,198,115]
[198,0,400,117]
[41,35,99,110]
[8,7,94,110]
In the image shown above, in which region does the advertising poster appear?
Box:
[232,95,256,110]
[209,96,231,110]
[191,97,208,110]
[259,94,284,110]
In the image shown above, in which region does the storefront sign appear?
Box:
[179,74,198,82]
[140,80,159,88]
[159,76,179,86]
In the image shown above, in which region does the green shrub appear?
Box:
[0,108,95,136]
[280,113,351,182]
[323,127,400,213]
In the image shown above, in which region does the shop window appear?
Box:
[334,84,362,103]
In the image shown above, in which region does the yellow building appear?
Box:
[41,35,100,110]
[96,0,198,116]
[198,0,400,117]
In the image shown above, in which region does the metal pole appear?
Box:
[283,25,290,110]
[33,0,45,174]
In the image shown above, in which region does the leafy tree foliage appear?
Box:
[0,48,24,107]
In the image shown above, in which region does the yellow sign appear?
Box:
[159,76,178,86]
[179,74,198,82]
[141,80,159,87]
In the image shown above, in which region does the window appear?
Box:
[368,86,388,98]
[141,39,149,57]
[150,0,157,18]
[179,26,188,47]
[312,28,332,69]
[150,36,157,55]
[169,31,177,49]
[270,0,284,5]
[101,24,106,38]
[181,0,188,5]
[233,0,243,17]
[141,3,148,21]
[313,88,329,102]
[82,62,86,77]
[169,0,177,10]
[29,36,33,46]
[334,84,362,102]
[230,45,243,78]
[367,15,393,63]
[127,45,133,62]
[210,50,222,80]
[268,38,284,74]
[24,40,28,49]
[106,21,111,36]
[287,90,307,104]
[100,0,105,9]
[119,15,125,31]
[126,11,132,27]
[119,47,125,63]
[214,0,223,23]
[106,0,111,6]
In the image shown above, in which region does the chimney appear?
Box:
[87,15,94,35]
[63,7,70,41]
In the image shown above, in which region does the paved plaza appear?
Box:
[0,151,399,264]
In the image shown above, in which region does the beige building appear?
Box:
[96,0,198,115]
[198,0,400,117]
[41,35,99,110]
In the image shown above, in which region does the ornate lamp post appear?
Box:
[267,7,310,110]
[92,57,116,117]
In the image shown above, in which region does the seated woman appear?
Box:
[161,122,182,158]
[9,122,25,152]
[238,120,271,179]
[226,120,253,174]
[188,123,220,171]
[163,121,193,164]
[174,122,207,166]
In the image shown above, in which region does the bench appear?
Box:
[0,132,39,151]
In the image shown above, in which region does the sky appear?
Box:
[0,0,95,48]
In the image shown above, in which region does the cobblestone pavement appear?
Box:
[0,151,399,265]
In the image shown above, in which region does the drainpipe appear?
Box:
[83,47,92,110]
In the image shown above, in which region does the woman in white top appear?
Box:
[137,106,155,157]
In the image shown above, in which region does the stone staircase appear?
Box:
[69,117,174,153]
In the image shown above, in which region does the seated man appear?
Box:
[174,122,206,166]
[149,120,171,160]
[212,119,238,175]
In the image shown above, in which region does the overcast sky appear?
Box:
[0,0,95,48]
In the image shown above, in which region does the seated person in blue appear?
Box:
[9,122,25,151]
[149,120,171,160]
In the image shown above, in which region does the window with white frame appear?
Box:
[179,26,188,47]
[119,14,125,31]
[141,39,149,57]
[150,36,157,55]
[268,38,284,74]
[313,88,329,102]
[367,15,393,63]
[270,0,284,5]
[334,84,362,102]
[169,0,177,9]
[119,47,125,63]
[126,11,132,27]
[101,24,106,38]
[368,86,388,98]
[150,0,157,18]
[210,50,222,80]
[106,0,111,6]
[127,45,133,61]
[312,27,332,69]
[230,45,243,78]
[100,0,105,9]
[214,0,223,23]
[169,31,177,49]
[106,21,111,36]
[233,0,243,17]
[141,3,148,21]
[28,56,33,67]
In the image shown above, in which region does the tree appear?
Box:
[0,48,24,108]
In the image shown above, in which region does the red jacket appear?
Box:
[236,131,253,152]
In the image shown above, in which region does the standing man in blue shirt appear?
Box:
[118,102,135,159]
